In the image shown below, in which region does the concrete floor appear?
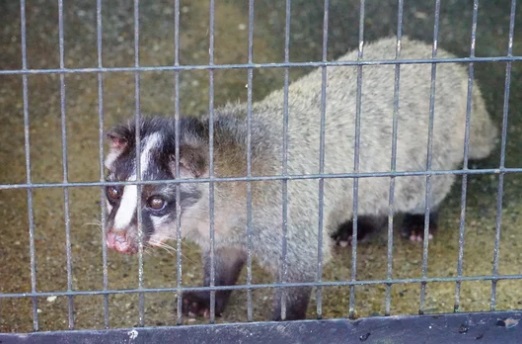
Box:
[0,0,521,332]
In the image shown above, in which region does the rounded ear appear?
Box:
[169,145,208,178]
[107,127,129,151]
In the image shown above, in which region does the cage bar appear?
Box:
[132,0,146,327]
[57,0,75,329]
[19,0,39,332]
[315,0,330,319]
[385,0,404,317]
[245,0,255,323]
[1,56,521,77]
[95,0,110,329]
[207,0,217,323]
[348,0,365,319]
[173,0,183,326]
[2,272,522,301]
[1,167,520,192]
[419,0,441,315]
[454,0,480,313]
[278,0,292,321]
[491,0,517,311]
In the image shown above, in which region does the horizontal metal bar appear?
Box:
[2,273,522,300]
[0,167,519,191]
[1,55,521,76]
[1,310,520,344]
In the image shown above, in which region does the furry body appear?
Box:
[103,37,497,320]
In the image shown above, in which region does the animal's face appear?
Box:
[103,118,208,254]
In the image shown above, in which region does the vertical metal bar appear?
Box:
[58,0,75,329]
[491,0,516,311]
[173,0,183,325]
[316,0,329,320]
[133,0,145,327]
[96,0,110,328]
[279,0,292,321]
[349,0,364,320]
[208,0,216,323]
[245,0,255,322]
[419,0,441,315]
[454,0,479,313]
[20,0,39,331]
[385,0,404,317]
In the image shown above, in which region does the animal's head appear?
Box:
[104,117,208,254]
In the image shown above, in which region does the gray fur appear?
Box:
[104,36,497,320]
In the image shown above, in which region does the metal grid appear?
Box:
[0,0,520,338]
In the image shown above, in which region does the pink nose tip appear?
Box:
[106,232,131,253]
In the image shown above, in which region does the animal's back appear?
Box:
[253,36,496,234]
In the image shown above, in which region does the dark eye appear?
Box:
[106,186,122,203]
[147,196,167,212]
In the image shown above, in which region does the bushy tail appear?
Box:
[468,87,498,160]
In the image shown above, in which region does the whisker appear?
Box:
[150,241,178,255]
[143,247,155,257]
[148,240,197,264]
[83,220,103,227]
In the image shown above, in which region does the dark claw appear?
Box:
[401,213,438,242]
[332,216,386,246]
[182,291,212,318]
[181,291,228,319]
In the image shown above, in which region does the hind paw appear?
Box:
[402,213,438,243]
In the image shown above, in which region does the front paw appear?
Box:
[182,291,228,319]
[182,291,212,318]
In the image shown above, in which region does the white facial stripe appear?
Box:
[104,150,120,169]
[113,174,137,230]
[140,132,162,178]
[151,215,168,228]
[112,132,162,231]
[106,200,113,214]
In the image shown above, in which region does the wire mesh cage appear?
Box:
[0,0,521,342]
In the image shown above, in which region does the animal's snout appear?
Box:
[106,231,135,254]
